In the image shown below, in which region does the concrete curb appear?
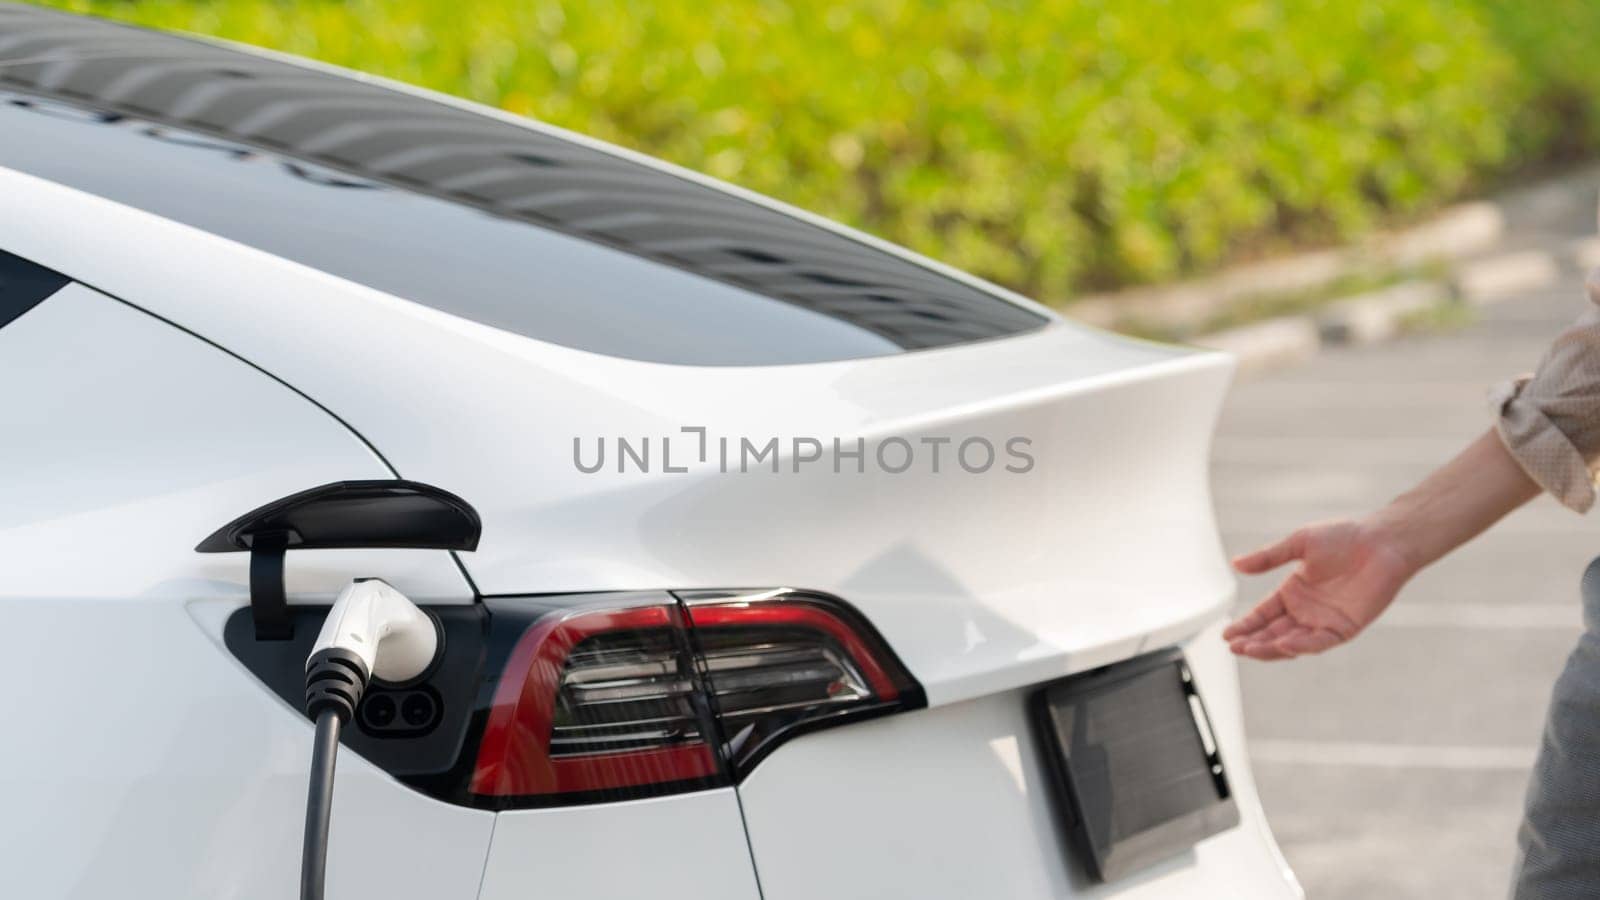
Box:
[1203,241,1579,376]
[1066,163,1600,362]
[1316,280,1449,345]
[1194,318,1321,375]
[1068,201,1507,334]
[1194,279,1451,375]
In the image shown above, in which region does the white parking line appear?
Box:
[1249,739,1538,771]
[1375,603,1579,630]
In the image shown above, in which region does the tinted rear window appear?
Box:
[0,7,1045,365]
[0,247,68,331]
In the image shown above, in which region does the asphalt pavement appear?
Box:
[1216,264,1600,897]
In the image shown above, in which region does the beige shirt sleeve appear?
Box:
[1492,269,1600,512]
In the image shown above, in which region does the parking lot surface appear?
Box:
[1216,268,1600,898]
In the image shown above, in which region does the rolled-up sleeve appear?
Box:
[1492,270,1600,512]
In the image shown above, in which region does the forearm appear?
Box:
[1227,294,1600,661]
[1366,428,1540,572]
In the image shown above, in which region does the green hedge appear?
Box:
[27,1,1600,303]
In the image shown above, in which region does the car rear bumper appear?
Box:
[735,619,1302,899]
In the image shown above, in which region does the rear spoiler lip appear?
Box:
[921,593,1232,708]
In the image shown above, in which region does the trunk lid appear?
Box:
[331,316,1236,705]
[8,174,1236,704]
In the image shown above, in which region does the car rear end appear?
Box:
[246,310,1295,899]
[174,284,1298,898]
[490,331,1304,899]
[0,5,1300,896]
[452,322,1302,900]
[696,349,1300,900]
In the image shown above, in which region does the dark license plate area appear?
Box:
[1031,648,1239,882]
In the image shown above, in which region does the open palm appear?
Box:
[1222,520,1416,660]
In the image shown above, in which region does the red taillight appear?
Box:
[687,600,902,699]
[470,602,721,801]
[468,590,922,806]
[682,591,919,776]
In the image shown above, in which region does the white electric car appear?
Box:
[0,5,1299,898]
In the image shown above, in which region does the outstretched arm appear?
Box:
[1223,428,1538,660]
[1229,270,1600,660]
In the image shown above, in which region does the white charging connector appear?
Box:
[300,578,440,900]
[310,578,438,685]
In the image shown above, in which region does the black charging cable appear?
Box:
[301,648,371,900]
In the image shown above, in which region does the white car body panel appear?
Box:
[477,790,763,900]
[0,269,768,900]
[0,285,489,898]
[0,281,473,604]
[0,596,495,900]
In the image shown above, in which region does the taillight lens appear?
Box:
[467,589,922,807]
[471,601,723,803]
[683,590,919,777]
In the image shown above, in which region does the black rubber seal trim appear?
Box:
[0,248,69,331]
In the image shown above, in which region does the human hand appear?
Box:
[1222,520,1418,660]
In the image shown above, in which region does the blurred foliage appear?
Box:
[28,1,1600,303]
